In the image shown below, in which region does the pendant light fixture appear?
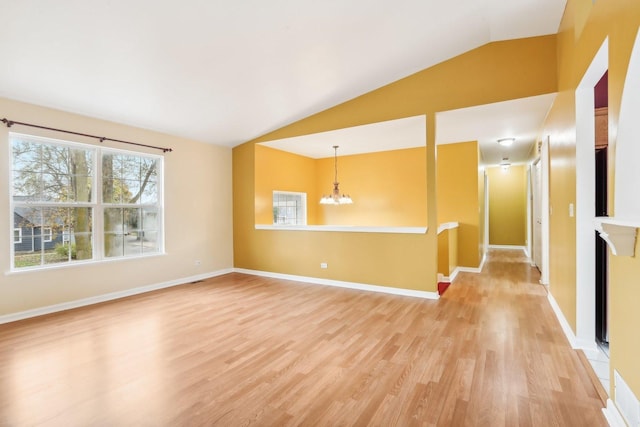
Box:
[320,145,353,205]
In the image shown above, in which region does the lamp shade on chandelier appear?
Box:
[320,145,353,205]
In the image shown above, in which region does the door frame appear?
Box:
[574,38,608,350]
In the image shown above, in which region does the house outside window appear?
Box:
[13,228,22,244]
[42,227,53,243]
[10,133,163,270]
[273,191,306,225]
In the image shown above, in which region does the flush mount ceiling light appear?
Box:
[500,157,511,170]
[320,145,353,205]
[498,137,515,147]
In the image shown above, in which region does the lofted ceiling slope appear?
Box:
[0,0,565,147]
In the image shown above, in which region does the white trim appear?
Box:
[546,291,600,351]
[541,136,550,285]
[13,227,22,244]
[455,252,487,274]
[456,266,482,274]
[488,244,527,252]
[603,399,628,427]
[547,291,578,348]
[575,38,608,349]
[437,221,459,234]
[9,133,165,272]
[234,268,439,300]
[444,268,459,283]
[526,164,533,265]
[255,224,427,234]
[0,268,234,325]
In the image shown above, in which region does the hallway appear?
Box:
[446,248,607,425]
[0,249,607,426]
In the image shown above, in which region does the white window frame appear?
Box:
[9,133,165,271]
[273,191,307,226]
[13,228,22,244]
[42,227,53,243]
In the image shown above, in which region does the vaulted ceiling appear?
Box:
[0,0,565,153]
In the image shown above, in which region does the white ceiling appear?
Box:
[436,93,557,165]
[260,115,426,158]
[0,0,566,148]
[261,93,556,165]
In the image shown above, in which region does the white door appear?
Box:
[532,159,542,271]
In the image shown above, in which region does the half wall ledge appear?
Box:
[255,225,428,234]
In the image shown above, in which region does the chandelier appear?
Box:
[320,145,353,205]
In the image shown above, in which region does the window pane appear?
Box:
[12,206,93,267]
[103,207,159,258]
[141,230,159,254]
[12,139,94,204]
[140,180,158,204]
[104,208,124,257]
[12,139,41,172]
[12,171,40,201]
[122,179,141,204]
[102,153,158,205]
[273,192,306,225]
[68,208,93,261]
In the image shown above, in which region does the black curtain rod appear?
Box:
[1,118,173,153]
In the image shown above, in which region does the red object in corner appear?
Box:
[438,282,451,295]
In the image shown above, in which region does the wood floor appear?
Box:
[0,249,607,426]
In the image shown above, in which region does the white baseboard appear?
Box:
[456,265,481,274]
[488,244,528,252]
[455,252,487,275]
[0,268,234,325]
[440,269,459,283]
[603,399,627,427]
[546,291,601,352]
[547,291,578,348]
[234,268,440,300]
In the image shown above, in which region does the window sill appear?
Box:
[6,252,167,275]
[255,225,428,234]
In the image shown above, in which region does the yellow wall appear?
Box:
[487,165,527,246]
[436,141,482,268]
[255,146,426,227]
[436,227,458,278]
[254,145,318,224]
[437,229,449,276]
[544,0,640,398]
[0,97,234,317]
[234,36,557,291]
[448,227,458,276]
[316,147,427,226]
[478,166,486,260]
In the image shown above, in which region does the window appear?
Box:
[102,152,160,257]
[13,228,22,244]
[10,133,163,270]
[273,191,306,225]
[42,227,53,243]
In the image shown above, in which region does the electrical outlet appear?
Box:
[320,262,328,269]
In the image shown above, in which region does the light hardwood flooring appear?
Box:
[0,249,607,426]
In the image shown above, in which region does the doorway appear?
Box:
[575,38,607,349]
[594,71,609,350]
[532,158,543,271]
